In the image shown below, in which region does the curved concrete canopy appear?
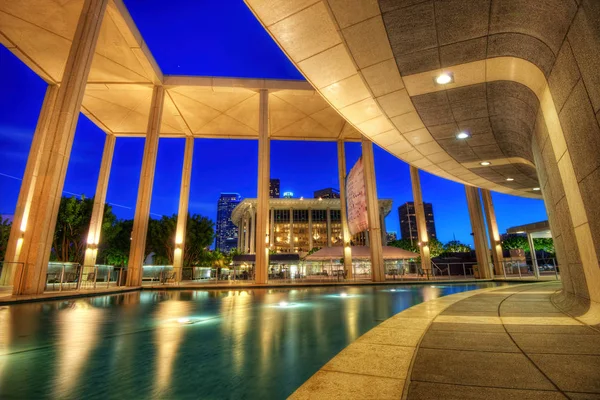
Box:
[242,0,598,198]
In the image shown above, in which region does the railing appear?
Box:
[384,261,478,281]
[498,258,559,280]
[266,261,371,284]
[44,262,81,292]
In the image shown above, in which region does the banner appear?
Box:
[346,157,368,236]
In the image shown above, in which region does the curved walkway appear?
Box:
[290,282,600,399]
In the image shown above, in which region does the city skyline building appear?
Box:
[314,188,340,199]
[215,193,242,253]
[269,179,280,198]
[398,202,437,245]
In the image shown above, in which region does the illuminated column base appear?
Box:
[254,89,270,284]
[127,86,165,287]
[173,137,194,281]
[13,0,109,295]
[465,185,492,279]
[410,166,432,275]
[337,140,352,278]
[1,85,58,286]
[83,134,116,268]
[481,189,504,276]
[361,138,384,282]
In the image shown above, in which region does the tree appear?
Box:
[533,238,555,255]
[388,238,418,253]
[428,238,444,257]
[501,234,529,252]
[183,214,214,266]
[443,240,471,253]
[98,219,133,267]
[0,218,12,261]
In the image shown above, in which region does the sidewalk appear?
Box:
[291,282,600,399]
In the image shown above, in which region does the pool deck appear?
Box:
[290,281,600,399]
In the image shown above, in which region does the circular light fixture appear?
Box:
[456,131,470,139]
[506,178,514,181]
[480,161,491,166]
[435,73,453,85]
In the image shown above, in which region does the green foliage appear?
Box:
[0,218,12,261]
[98,218,132,267]
[52,196,94,263]
[388,238,418,253]
[428,238,444,257]
[500,235,554,255]
[443,240,471,253]
[533,238,555,255]
[501,234,530,252]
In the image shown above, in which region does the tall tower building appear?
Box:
[398,202,437,245]
[270,179,280,198]
[215,193,242,252]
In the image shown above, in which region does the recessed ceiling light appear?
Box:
[533,187,541,191]
[456,131,470,139]
[506,178,514,181]
[480,161,491,166]
[435,72,454,85]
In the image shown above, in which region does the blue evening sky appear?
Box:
[0,0,547,246]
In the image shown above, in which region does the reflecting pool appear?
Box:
[0,282,506,399]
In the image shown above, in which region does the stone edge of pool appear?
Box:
[0,279,541,306]
[0,279,497,305]
[287,282,545,400]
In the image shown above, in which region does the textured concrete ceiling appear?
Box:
[243,0,591,198]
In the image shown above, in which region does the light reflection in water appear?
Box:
[54,302,103,399]
[154,300,192,396]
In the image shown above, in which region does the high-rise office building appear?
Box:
[398,202,437,244]
[314,188,340,199]
[215,193,242,252]
[270,179,280,198]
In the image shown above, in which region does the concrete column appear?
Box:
[480,189,504,276]
[326,208,332,247]
[269,208,274,249]
[527,233,540,279]
[237,221,242,251]
[254,89,270,283]
[250,210,256,254]
[289,208,294,252]
[380,207,387,245]
[308,208,313,250]
[126,86,165,287]
[361,138,384,282]
[173,137,194,280]
[83,133,116,268]
[337,140,352,277]
[410,166,432,275]
[1,85,58,286]
[465,185,492,279]
[243,216,250,253]
[12,0,109,295]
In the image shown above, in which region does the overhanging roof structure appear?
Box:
[0,0,361,142]
[243,0,559,199]
[1,0,549,197]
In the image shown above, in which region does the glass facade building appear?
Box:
[215,193,242,252]
[398,202,437,244]
[232,198,392,255]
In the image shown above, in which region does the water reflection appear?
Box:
[0,282,503,399]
